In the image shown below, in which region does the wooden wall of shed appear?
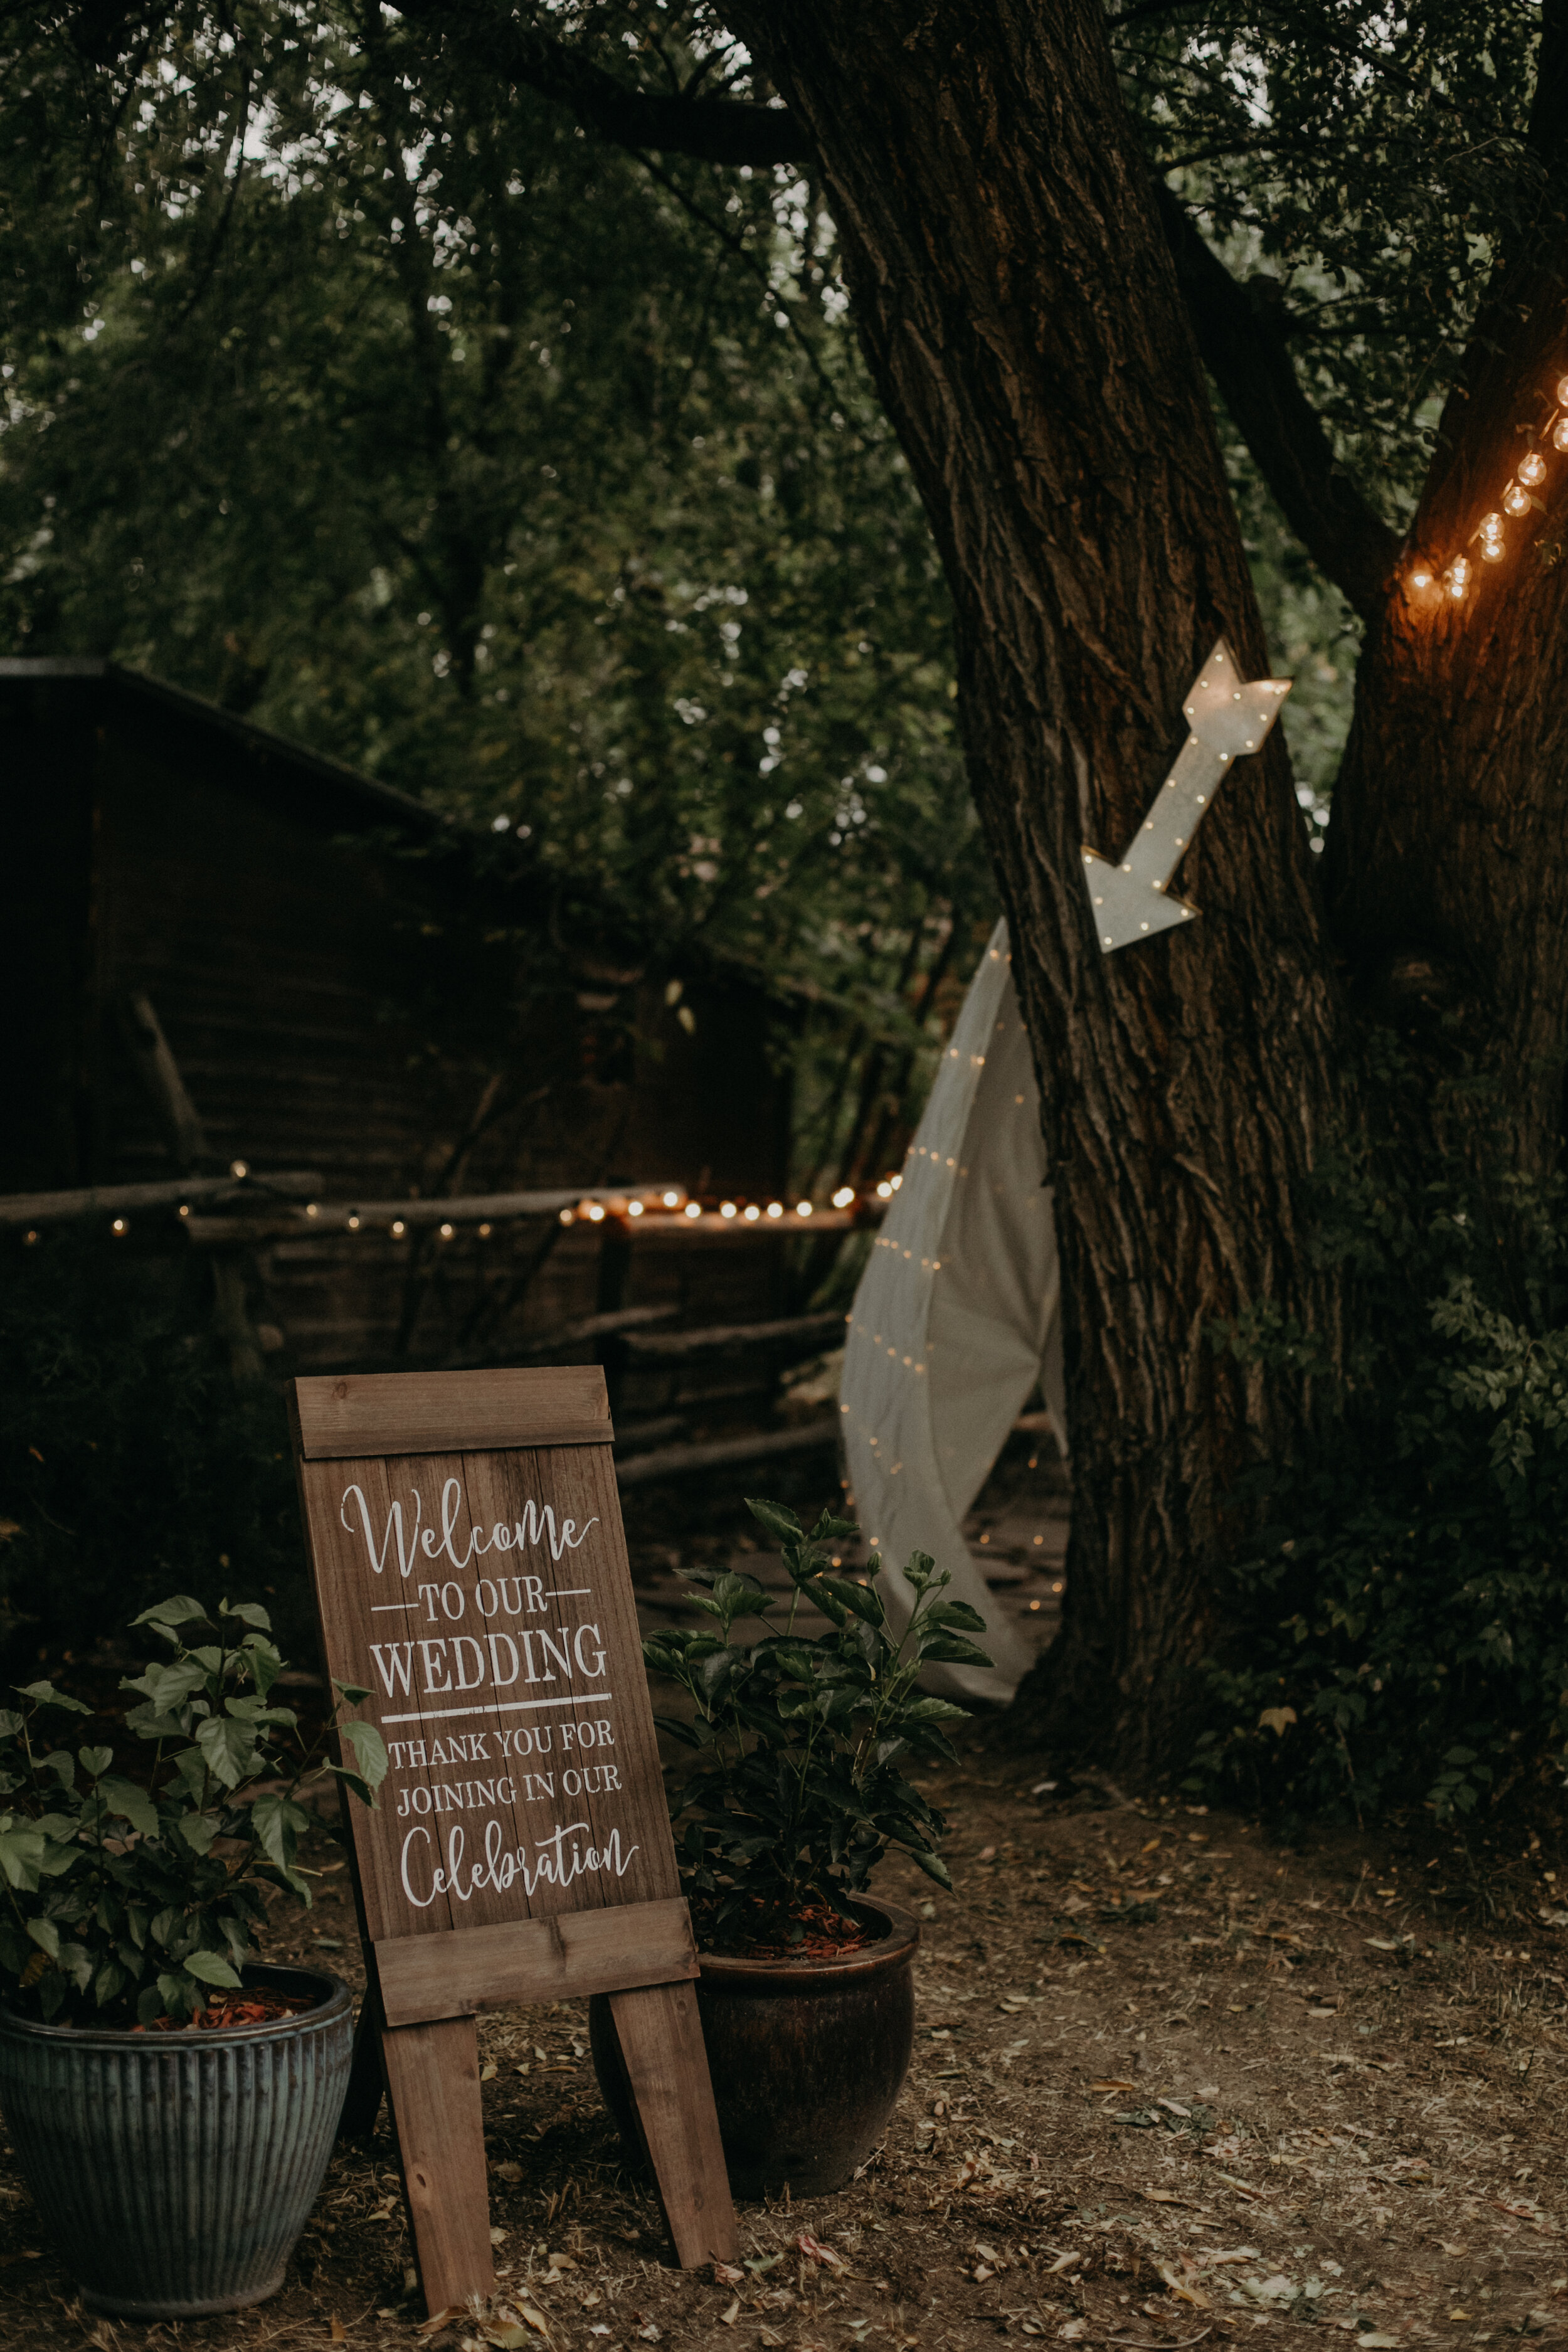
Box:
[2,669,797,1375]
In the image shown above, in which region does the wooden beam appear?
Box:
[615,1417,839,1490]
[0,1170,320,1227]
[622,1310,845,1365]
[607,1982,739,2266]
[294,1365,612,1459]
[379,2016,496,2313]
[115,991,209,1172]
[374,1898,698,2028]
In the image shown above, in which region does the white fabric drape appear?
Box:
[839,919,1064,1701]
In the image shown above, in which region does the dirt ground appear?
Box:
[4,1743,1568,2352]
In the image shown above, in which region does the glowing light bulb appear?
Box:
[876,1180,892,1199]
[1504,480,1532,516]
[558,1208,574,1226]
[743,1203,760,1221]
[720,1201,737,1219]
[683,1201,701,1219]
[439,1221,455,1239]
[1411,569,1433,588]
[627,1199,644,1216]
[661,1190,679,1207]
[1481,536,1505,561]
[766,1201,783,1218]
[1556,374,1568,407]
[1480,512,1505,539]
[1555,417,1568,453]
[1520,450,1547,486]
[795,1200,813,1217]
[832,1185,855,1208]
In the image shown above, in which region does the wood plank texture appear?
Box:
[375,1897,697,2027]
[608,1981,739,2267]
[381,2016,497,2315]
[295,1366,612,1458]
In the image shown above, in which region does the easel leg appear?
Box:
[337,2000,386,2141]
[381,2016,496,2316]
[607,1981,738,2266]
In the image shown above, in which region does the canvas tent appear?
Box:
[840,920,1065,1701]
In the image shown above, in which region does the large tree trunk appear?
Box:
[722,0,1350,1770]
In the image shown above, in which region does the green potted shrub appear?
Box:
[0,1594,386,2318]
[591,1499,991,2198]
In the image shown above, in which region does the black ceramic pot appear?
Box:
[591,1897,918,2200]
[0,1963,353,2319]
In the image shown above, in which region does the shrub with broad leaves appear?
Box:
[642,1498,990,1949]
[0,1596,386,2025]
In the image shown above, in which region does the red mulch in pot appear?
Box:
[702,1898,874,1961]
[134,1991,318,2032]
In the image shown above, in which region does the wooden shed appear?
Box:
[1,658,798,1384]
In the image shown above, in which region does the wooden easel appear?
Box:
[290,1367,737,2312]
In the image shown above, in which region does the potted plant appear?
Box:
[591,1499,991,2198]
[0,1592,387,2318]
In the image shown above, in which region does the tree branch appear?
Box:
[391,0,812,168]
[1154,182,1399,623]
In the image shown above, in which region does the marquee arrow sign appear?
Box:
[1081,637,1291,954]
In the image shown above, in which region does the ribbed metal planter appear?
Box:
[0,1963,353,2319]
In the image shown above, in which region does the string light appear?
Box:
[766,1201,784,1218]
[796,1200,813,1217]
[742,1204,760,1221]
[684,1202,701,1219]
[627,1200,644,1217]
[1421,366,1568,600]
[391,1219,406,1236]
[111,1217,129,1236]
[832,1185,854,1208]
[662,1190,680,1207]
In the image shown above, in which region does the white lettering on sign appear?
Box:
[341,1478,597,1578]
[399,1818,640,1908]
[368,1623,608,1708]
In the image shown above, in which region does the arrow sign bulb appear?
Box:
[1079,637,1291,955]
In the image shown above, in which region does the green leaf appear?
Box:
[818,1576,886,1627]
[915,1633,993,1669]
[220,1600,272,1631]
[183,1948,243,1989]
[77,1746,114,1781]
[0,1824,51,1892]
[331,1681,372,1705]
[195,1712,261,1791]
[13,1681,90,1715]
[338,1716,389,1791]
[177,1811,221,1855]
[250,1793,312,1871]
[744,1497,803,1543]
[26,1917,60,1960]
[904,1845,954,1890]
[131,1596,211,1631]
[97,1775,159,1838]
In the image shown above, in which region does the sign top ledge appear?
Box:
[292,1366,614,1461]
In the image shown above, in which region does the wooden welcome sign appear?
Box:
[289,1367,736,2312]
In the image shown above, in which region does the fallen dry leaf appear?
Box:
[1090,2079,1138,2093]
[330,2321,347,2346]
[718,2298,739,2328]
[713,2260,744,2285]
[793,2230,849,2273]
[493,2161,523,2183]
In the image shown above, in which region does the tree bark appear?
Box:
[719,0,1348,1771]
